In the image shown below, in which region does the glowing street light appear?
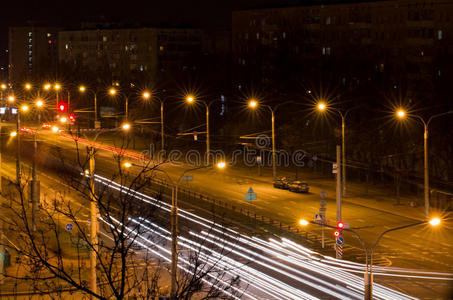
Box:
[299,219,309,226]
[8,95,15,102]
[1,83,6,90]
[317,102,327,111]
[43,83,51,90]
[79,85,86,92]
[142,91,151,99]
[216,161,226,169]
[396,109,405,119]
[54,83,61,91]
[21,105,29,112]
[186,95,194,103]
[429,217,441,226]
[122,123,131,131]
[36,99,44,108]
[109,88,117,95]
[25,83,32,90]
[10,131,17,137]
[123,162,132,168]
[52,126,59,133]
[248,99,258,108]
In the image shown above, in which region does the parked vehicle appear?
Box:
[273,177,291,189]
[288,181,309,193]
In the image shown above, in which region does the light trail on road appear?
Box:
[90,173,448,299]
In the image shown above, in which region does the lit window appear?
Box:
[283,32,286,39]
[65,44,69,50]
[438,30,442,40]
[256,33,260,39]
[28,32,32,37]
[140,65,144,71]
[103,36,107,42]
[47,33,51,37]
[326,17,331,25]
[159,46,164,51]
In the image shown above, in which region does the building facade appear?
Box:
[8,26,58,84]
[58,27,202,79]
[232,0,453,101]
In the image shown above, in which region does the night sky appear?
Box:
[0,0,293,69]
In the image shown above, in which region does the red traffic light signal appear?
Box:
[333,230,341,238]
[337,221,345,229]
[58,102,67,112]
[69,114,75,121]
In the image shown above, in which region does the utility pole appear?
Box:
[335,145,342,259]
[16,111,21,183]
[88,147,98,298]
[271,110,276,180]
[170,186,178,299]
[205,104,210,165]
[160,101,164,152]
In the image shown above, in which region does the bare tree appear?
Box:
[0,131,243,299]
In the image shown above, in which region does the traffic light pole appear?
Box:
[335,145,342,259]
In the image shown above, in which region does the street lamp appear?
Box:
[109,88,129,121]
[396,109,453,218]
[248,98,278,180]
[185,95,219,165]
[79,85,101,128]
[122,122,131,131]
[154,162,227,299]
[300,217,441,300]
[316,101,357,198]
[142,91,165,152]
[24,83,32,90]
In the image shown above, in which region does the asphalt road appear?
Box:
[5,126,453,299]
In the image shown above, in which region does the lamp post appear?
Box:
[109,88,129,121]
[79,85,101,129]
[30,99,44,231]
[186,95,220,165]
[317,102,358,198]
[77,124,130,298]
[248,99,293,180]
[133,161,227,299]
[142,91,165,152]
[300,217,441,300]
[396,109,453,218]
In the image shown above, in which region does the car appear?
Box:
[288,181,309,193]
[273,177,291,189]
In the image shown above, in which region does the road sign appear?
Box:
[245,193,257,201]
[315,214,323,222]
[336,236,344,245]
[319,207,326,212]
[182,175,193,182]
[319,199,327,207]
[65,223,73,231]
[193,132,198,141]
[319,190,328,199]
[256,156,262,163]
[245,187,257,200]
[332,163,338,174]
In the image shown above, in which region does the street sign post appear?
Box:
[65,223,73,231]
[319,190,327,248]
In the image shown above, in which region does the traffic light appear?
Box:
[58,102,67,112]
[334,221,345,237]
[69,114,75,122]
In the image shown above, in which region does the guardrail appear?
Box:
[147,176,334,248]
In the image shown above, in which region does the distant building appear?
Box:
[58,27,202,78]
[8,26,58,83]
[232,0,453,97]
